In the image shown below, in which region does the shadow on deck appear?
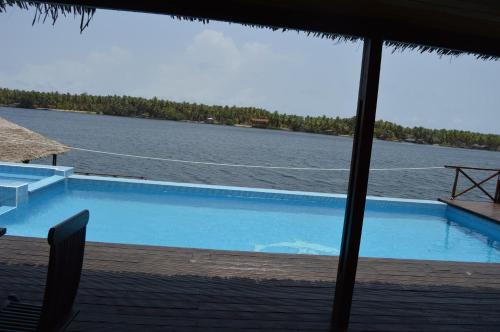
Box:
[1,236,499,331]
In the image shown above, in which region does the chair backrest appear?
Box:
[37,210,89,332]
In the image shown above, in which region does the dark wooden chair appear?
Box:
[0,210,89,332]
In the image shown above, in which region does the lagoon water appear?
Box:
[1,106,499,200]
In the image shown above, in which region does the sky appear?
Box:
[0,7,499,134]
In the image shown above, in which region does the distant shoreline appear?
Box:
[37,108,500,151]
[1,105,497,153]
[1,87,498,152]
[35,107,94,115]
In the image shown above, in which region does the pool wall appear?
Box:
[68,174,447,217]
[0,162,73,208]
[0,183,28,207]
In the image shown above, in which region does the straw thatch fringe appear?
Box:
[0,0,95,33]
[0,1,496,60]
[0,117,69,162]
[231,22,496,61]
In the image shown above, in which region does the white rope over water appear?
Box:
[71,146,444,172]
[1,134,445,172]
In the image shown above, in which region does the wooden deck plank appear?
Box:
[440,198,500,224]
[0,236,499,331]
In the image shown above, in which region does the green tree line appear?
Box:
[1,87,499,151]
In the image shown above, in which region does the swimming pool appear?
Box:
[0,167,499,263]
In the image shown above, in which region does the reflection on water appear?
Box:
[255,240,339,255]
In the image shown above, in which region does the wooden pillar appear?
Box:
[330,37,383,332]
[52,154,57,166]
[495,175,500,203]
[451,168,459,199]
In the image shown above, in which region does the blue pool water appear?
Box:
[1,175,499,263]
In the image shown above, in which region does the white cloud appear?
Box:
[135,29,298,108]
[186,29,242,71]
[0,46,134,95]
[0,29,298,110]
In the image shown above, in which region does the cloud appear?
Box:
[0,29,298,110]
[186,29,242,71]
[0,46,134,95]
[140,29,297,107]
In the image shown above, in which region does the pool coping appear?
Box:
[0,161,73,173]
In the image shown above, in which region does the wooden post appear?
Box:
[495,175,500,203]
[52,154,57,166]
[451,168,459,199]
[330,37,383,332]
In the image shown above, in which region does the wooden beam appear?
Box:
[330,37,383,332]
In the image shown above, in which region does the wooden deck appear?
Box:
[1,236,499,331]
[439,198,500,224]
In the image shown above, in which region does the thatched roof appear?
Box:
[0,117,69,162]
[1,1,500,60]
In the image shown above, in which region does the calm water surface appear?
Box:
[1,107,499,200]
